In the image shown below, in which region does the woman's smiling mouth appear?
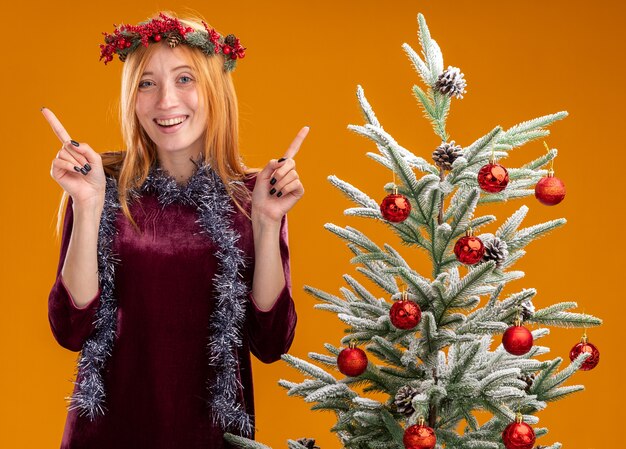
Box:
[154,115,188,127]
[153,115,189,133]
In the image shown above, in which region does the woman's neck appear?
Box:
[156,151,203,185]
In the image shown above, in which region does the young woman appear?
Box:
[44,11,307,449]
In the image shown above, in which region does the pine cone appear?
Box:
[434,66,467,99]
[520,297,536,321]
[296,438,320,449]
[519,373,536,394]
[167,33,183,48]
[118,52,127,62]
[394,385,418,416]
[432,141,463,171]
[482,236,509,268]
[224,34,237,46]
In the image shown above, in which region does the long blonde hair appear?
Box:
[56,11,257,235]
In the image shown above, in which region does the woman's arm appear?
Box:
[250,214,286,311]
[62,196,104,307]
[48,196,103,351]
[43,107,108,349]
[245,126,308,361]
[246,213,297,363]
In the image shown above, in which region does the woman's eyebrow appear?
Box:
[142,65,194,76]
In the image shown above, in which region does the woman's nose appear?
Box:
[156,83,178,109]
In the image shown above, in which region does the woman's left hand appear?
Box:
[251,126,309,225]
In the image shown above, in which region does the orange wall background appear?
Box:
[1,0,623,447]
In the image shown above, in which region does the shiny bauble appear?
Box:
[502,325,533,356]
[535,174,566,205]
[390,299,422,330]
[380,193,412,222]
[337,346,368,377]
[569,340,600,371]
[502,421,536,449]
[454,235,485,265]
[478,162,509,193]
[403,424,437,449]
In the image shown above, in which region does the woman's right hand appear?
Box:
[42,107,106,207]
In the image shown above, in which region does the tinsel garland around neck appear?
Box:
[68,157,254,437]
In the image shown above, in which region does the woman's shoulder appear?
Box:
[241,168,262,192]
[101,150,125,180]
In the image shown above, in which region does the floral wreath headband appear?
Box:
[99,12,246,72]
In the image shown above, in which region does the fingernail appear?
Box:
[74,166,82,173]
[79,167,88,175]
[40,106,46,112]
[71,140,80,147]
[269,188,276,195]
[83,163,91,171]
[270,177,276,185]
[277,191,283,198]
[277,157,286,163]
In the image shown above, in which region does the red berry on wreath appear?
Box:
[380,188,412,223]
[403,417,436,449]
[569,334,600,371]
[390,292,422,330]
[502,413,535,449]
[337,342,368,377]
[454,229,485,265]
[478,161,509,193]
[535,171,566,206]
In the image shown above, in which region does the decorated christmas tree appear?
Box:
[225,13,601,449]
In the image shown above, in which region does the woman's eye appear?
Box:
[179,76,193,84]
[138,80,153,88]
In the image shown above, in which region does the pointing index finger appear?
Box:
[283,126,309,160]
[41,107,72,144]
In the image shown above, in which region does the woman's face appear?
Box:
[135,43,208,159]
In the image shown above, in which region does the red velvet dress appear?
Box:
[48,174,297,449]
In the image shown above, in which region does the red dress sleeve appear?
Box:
[246,213,297,364]
[48,196,101,352]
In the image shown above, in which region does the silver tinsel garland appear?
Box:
[67,157,254,437]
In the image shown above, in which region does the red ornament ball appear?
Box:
[380,193,412,223]
[535,175,566,205]
[478,162,509,193]
[153,34,162,41]
[403,424,436,449]
[390,299,422,330]
[337,346,368,377]
[502,421,536,449]
[502,325,533,356]
[454,235,485,265]
[569,340,600,371]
